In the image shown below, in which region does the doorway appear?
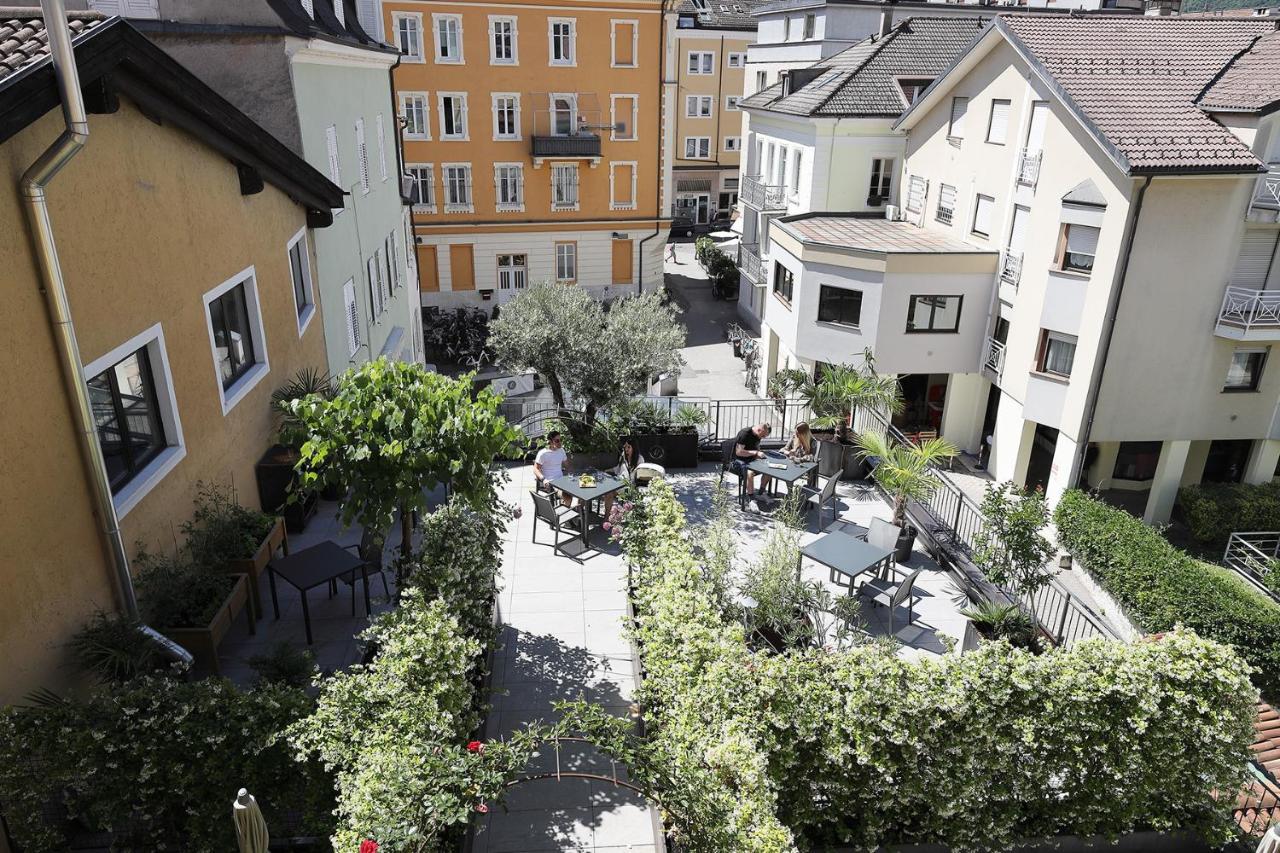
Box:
[1024,423,1059,493]
[893,374,949,432]
[1202,439,1253,484]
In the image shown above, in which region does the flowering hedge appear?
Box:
[607,482,1258,851]
[0,678,332,852]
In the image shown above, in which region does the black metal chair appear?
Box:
[856,567,924,636]
[719,437,747,506]
[339,527,392,615]
[799,473,839,527]
[530,490,586,559]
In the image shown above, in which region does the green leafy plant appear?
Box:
[248,642,318,689]
[799,356,902,442]
[134,550,235,629]
[1178,480,1280,550]
[856,432,958,528]
[67,611,172,683]
[973,481,1057,624]
[271,366,332,449]
[959,600,1039,650]
[673,405,709,431]
[766,368,809,401]
[1056,488,1280,700]
[181,480,275,567]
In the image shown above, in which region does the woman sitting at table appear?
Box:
[604,440,645,517]
[783,422,816,462]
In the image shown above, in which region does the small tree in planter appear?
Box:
[972,481,1057,625]
[766,367,808,415]
[801,357,903,479]
[181,481,283,620]
[134,550,249,674]
[855,433,958,560]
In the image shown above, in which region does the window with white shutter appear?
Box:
[356,0,380,39]
[1059,224,1100,273]
[1008,204,1030,253]
[972,194,994,237]
[368,252,386,318]
[376,114,388,181]
[343,279,360,356]
[355,119,370,195]
[325,125,341,185]
[936,184,957,225]
[986,100,1010,145]
[388,234,400,290]
[300,0,314,17]
[1231,229,1280,289]
[333,0,345,27]
[905,175,927,214]
[948,96,968,141]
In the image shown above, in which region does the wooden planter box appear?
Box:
[162,573,253,676]
[626,431,699,469]
[223,516,287,620]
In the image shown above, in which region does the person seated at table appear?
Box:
[783,422,815,462]
[534,431,572,506]
[732,422,773,500]
[603,440,645,517]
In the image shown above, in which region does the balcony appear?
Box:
[983,336,1007,378]
[1017,148,1042,189]
[742,175,787,211]
[999,250,1023,288]
[531,133,600,161]
[1215,285,1280,340]
[1250,163,1280,214]
[737,242,764,285]
[529,94,604,166]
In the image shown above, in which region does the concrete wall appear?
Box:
[0,99,327,703]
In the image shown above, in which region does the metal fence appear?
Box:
[1222,531,1280,603]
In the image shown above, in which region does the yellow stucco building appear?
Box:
[383,0,668,306]
[0,13,342,703]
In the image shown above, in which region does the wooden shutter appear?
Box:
[450,244,475,291]
[906,176,927,213]
[325,126,340,184]
[612,239,634,284]
[343,280,360,355]
[355,119,370,193]
[613,22,635,66]
[987,100,1009,144]
[376,114,388,181]
[88,0,124,14]
[1231,228,1279,289]
[419,245,440,292]
[356,0,380,39]
[367,256,381,316]
[949,97,968,139]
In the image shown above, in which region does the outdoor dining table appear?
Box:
[549,471,627,550]
[267,541,369,645]
[796,530,894,594]
[747,451,817,497]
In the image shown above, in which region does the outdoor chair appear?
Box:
[855,566,924,636]
[340,527,392,615]
[859,517,902,555]
[530,490,586,559]
[798,473,839,527]
[719,437,746,505]
[1257,823,1279,853]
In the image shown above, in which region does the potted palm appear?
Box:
[856,432,958,561]
[802,360,903,480]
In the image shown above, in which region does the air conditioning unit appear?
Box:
[488,373,536,397]
[885,204,900,221]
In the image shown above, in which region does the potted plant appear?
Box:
[135,551,252,676]
[801,358,903,480]
[855,432,958,561]
[259,368,332,531]
[766,368,808,415]
[959,600,1041,651]
[622,401,699,468]
[182,481,285,621]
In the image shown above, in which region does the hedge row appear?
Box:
[615,482,1259,851]
[1178,479,1280,549]
[1056,488,1280,700]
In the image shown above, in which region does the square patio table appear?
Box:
[748,452,817,495]
[267,541,369,645]
[550,471,627,549]
[796,531,894,594]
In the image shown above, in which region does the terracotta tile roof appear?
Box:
[0,8,105,84]
[740,17,986,117]
[999,15,1275,173]
[1237,701,1280,831]
[1199,29,1280,113]
[778,213,997,254]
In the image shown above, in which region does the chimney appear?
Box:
[1144,0,1180,15]
[879,2,894,36]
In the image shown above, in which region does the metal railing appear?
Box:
[1016,148,1042,188]
[851,404,1118,648]
[737,242,764,285]
[741,175,787,211]
[999,250,1022,287]
[1223,532,1280,602]
[1251,162,1280,212]
[983,337,1006,378]
[1217,285,1280,336]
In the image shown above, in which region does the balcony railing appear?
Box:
[1017,148,1042,188]
[531,133,601,159]
[999,250,1023,287]
[737,242,764,285]
[741,175,787,211]
[1215,285,1280,340]
[983,337,1006,378]
[1251,163,1280,212]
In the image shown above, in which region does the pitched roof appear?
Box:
[265,0,395,53]
[997,15,1275,173]
[778,213,996,253]
[0,13,344,222]
[740,17,987,118]
[1237,702,1280,829]
[1198,29,1280,114]
[675,0,765,30]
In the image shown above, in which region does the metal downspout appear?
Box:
[21,0,191,665]
[637,0,674,296]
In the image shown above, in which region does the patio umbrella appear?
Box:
[232,788,270,853]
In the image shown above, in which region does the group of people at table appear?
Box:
[729,420,818,508]
[532,430,648,517]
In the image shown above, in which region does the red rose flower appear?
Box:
[360,840,378,853]
[467,740,484,754]
[475,802,490,814]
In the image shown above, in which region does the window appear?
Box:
[203,270,267,411]
[333,0,344,26]
[783,16,792,40]
[434,14,462,62]
[552,163,579,210]
[401,93,429,139]
[724,177,739,190]
[906,295,962,333]
[489,16,517,64]
[550,18,576,65]
[773,263,794,303]
[611,161,636,210]
[443,163,472,211]
[803,12,815,38]
[1059,224,1100,274]
[684,136,711,159]
[688,51,714,74]
[367,251,386,319]
[355,118,370,194]
[498,254,527,290]
[725,96,741,111]
[1225,347,1267,391]
[493,94,520,140]
[439,93,468,140]
[301,0,313,16]
[723,136,741,152]
[611,95,638,140]
[755,70,767,92]
[897,77,932,106]
[790,149,801,195]
[948,96,968,141]
[287,229,314,331]
[1037,330,1077,377]
[386,233,401,291]
[936,183,957,224]
[868,157,893,205]
[817,285,862,327]
[343,279,360,356]
[972,193,994,237]
[375,114,388,181]
[555,242,577,281]
[1113,441,1163,481]
[495,163,523,210]
[407,164,435,210]
[551,95,577,136]
[612,20,637,67]
[905,175,927,214]
[728,52,746,68]
[986,99,1010,145]
[686,95,713,117]
[88,346,167,493]
[324,124,341,186]
[393,13,423,61]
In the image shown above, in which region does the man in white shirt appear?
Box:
[534,431,571,505]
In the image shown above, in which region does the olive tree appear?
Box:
[287,358,520,558]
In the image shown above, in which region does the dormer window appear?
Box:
[897,78,934,107]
